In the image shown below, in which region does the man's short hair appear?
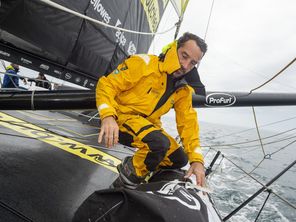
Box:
[11,63,19,69]
[177,32,208,55]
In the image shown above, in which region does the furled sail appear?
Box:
[0,0,171,89]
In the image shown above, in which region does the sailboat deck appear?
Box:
[0,110,127,222]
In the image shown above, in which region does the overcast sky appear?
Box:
[150,0,296,129]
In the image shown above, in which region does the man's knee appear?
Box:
[142,130,170,154]
[167,147,188,169]
[142,130,170,171]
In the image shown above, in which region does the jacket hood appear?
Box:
[6,65,15,71]
[158,41,181,75]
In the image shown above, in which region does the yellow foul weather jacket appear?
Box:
[96,42,204,164]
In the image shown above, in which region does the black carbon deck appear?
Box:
[0,110,132,222]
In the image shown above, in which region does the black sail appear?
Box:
[0,0,167,89]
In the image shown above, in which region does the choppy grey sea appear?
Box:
[162,114,296,222]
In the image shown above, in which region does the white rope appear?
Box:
[39,0,177,36]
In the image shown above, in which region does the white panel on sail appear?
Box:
[169,0,189,17]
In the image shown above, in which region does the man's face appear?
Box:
[174,40,203,78]
[12,64,19,70]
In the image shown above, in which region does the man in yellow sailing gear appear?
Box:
[96,32,207,188]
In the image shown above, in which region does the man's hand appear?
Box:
[185,162,205,187]
[98,116,119,148]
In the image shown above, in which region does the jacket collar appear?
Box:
[158,41,181,75]
[6,65,15,71]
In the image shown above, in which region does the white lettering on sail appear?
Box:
[115,19,126,47]
[90,0,111,24]
[141,0,160,33]
[114,19,137,54]
[147,181,201,211]
[128,41,137,55]
[0,50,10,57]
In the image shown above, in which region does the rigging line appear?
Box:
[248,57,296,94]
[204,0,216,40]
[54,125,98,138]
[93,200,124,222]
[203,147,211,159]
[39,0,176,36]
[0,113,132,154]
[209,147,266,187]
[206,149,296,211]
[210,147,288,191]
[223,160,296,221]
[208,148,296,210]
[230,158,265,183]
[270,139,296,156]
[71,111,101,120]
[202,115,296,142]
[0,126,133,155]
[14,113,98,138]
[123,145,137,153]
[221,153,296,211]
[0,124,90,142]
[151,1,174,53]
[211,137,296,175]
[201,127,296,148]
[0,119,95,141]
[209,47,296,91]
[0,200,34,222]
[271,191,296,210]
[218,134,296,150]
[254,190,272,222]
[18,110,77,122]
[0,132,36,140]
[206,153,224,181]
[239,137,296,160]
[88,112,99,122]
[91,144,134,155]
[249,106,265,155]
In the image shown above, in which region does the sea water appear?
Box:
[162,114,296,222]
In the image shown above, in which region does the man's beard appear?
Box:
[173,68,186,78]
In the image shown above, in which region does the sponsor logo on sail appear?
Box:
[21,58,32,65]
[206,93,236,107]
[65,73,72,80]
[75,77,81,83]
[90,0,111,24]
[40,64,49,70]
[0,50,10,57]
[54,70,62,75]
[141,0,160,33]
[83,79,88,87]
